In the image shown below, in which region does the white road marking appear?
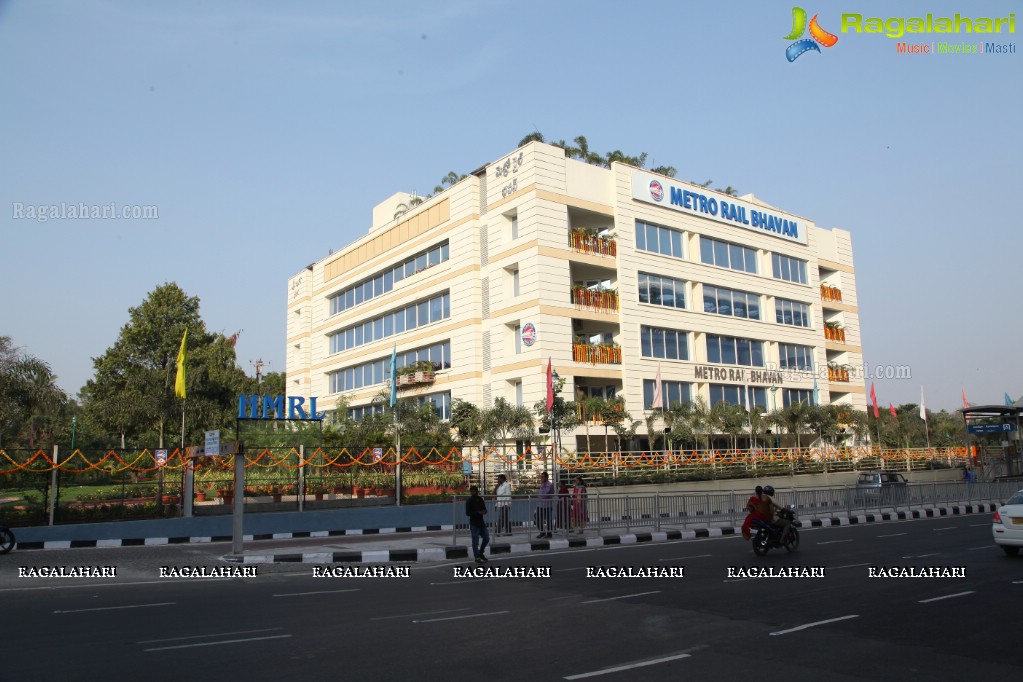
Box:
[371,608,472,621]
[770,615,859,636]
[564,653,691,679]
[932,527,958,532]
[919,591,975,603]
[144,634,292,652]
[829,563,871,570]
[967,546,993,551]
[55,602,175,614]
[969,523,989,527]
[817,539,853,545]
[0,578,234,593]
[902,553,940,559]
[272,589,359,597]
[413,610,509,623]
[658,554,712,561]
[877,532,907,538]
[580,591,660,604]
[138,628,284,644]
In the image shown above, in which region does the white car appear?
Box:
[992,489,1023,556]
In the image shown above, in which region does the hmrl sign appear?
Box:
[237,395,325,421]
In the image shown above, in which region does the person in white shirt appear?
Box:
[495,474,512,536]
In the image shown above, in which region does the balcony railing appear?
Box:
[824,326,846,342]
[821,284,843,303]
[828,367,850,383]
[572,288,619,312]
[573,343,622,365]
[569,230,617,257]
[396,371,435,388]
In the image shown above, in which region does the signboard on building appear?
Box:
[521,322,537,347]
[205,430,221,458]
[631,171,808,245]
[967,423,1018,434]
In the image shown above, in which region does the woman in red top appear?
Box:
[741,485,771,540]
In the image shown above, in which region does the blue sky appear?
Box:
[1,0,1019,412]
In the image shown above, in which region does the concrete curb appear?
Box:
[224,503,999,564]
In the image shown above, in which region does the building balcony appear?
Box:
[396,366,436,388]
[824,325,846,342]
[569,230,617,257]
[572,343,622,365]
[572,287,619,312]
[821,284,843,303]
[828,367,850,383]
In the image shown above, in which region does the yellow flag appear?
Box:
[174,328,187,399]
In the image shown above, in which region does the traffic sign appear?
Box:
[155,449,168,466]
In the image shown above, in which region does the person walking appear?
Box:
[495,473,512,536]
[465,485,489,563]
[536,471,554,538]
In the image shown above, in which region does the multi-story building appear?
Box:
[286,141,866,451]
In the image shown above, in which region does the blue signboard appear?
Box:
[967,423,1018,434]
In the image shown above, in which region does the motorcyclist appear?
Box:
[760,485,791,545]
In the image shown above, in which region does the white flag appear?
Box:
[919,386,927,421]
[651,363,663,409]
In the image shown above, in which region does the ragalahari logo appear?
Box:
[784,7,839,61]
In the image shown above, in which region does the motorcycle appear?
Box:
[751,505,801,556]
[0,525,14,554]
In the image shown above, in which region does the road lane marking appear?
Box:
[919,591,975,603]
[829,563,871,570]
[580,591,660,604]
[968,546,993,551]
[969,523,989,527]
[658,554,712,561]
[272,589,359,597]
[0,578,235,593]
[564,653,691,679]
[902,553,940,559]
[877,533,907,538]
[55,602,175,614]
[932,527,958,531]
[371,608,471,621]
[413,610,509,623]
[1013,581,1023,584]
[770,615,859,635]
[139,628,284,644]
[817,539,853,545]
[144,634,292,652]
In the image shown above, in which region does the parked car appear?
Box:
[992,489,1023,557]
[855,471,909,505]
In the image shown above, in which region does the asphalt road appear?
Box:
[1,517,1019,682]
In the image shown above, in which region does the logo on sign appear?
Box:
[155,449,168,467]
[783,7,839,62]
[521,322,537,347]
[649,180,664,202]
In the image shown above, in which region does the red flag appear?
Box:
[889,402,897,417]
[870,383,879,419]
[961,389,970,408]
[545,358,554,414]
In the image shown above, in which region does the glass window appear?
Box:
[383,270,393,291]
[428,247,440,267]
[700,236,713,265]
[733,294,747,318]
[640,326,652,356]
[354,286,364,306]
[751,342,764,367]
[638,273,649,304]
[665,331,679,359]
[662,279,675,307]
[393,264,404,283]
[729,244,744,271]
[405,260,415,278]
[442,293,450,319]
[406,305,416,329]
[659,228,671,255]
[394,311,405,334]
[703,286,716,313]
[417,301,429,326]
[671,230,683,258]
[430,296,442,322]
[744,249,757,274]
[646,224,658,254]
[384,315,393,337]
[714,240,728,267]
[635,222,646,250]
[415,253,427,272]
[373,317,384,340]
[649,277,662,305]
[717,289,731,316]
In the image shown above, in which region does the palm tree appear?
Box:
[779,401,812,449]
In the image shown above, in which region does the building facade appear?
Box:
[286,141,866,450]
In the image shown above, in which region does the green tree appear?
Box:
[0,337,69,448]
[82,283,250,448]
